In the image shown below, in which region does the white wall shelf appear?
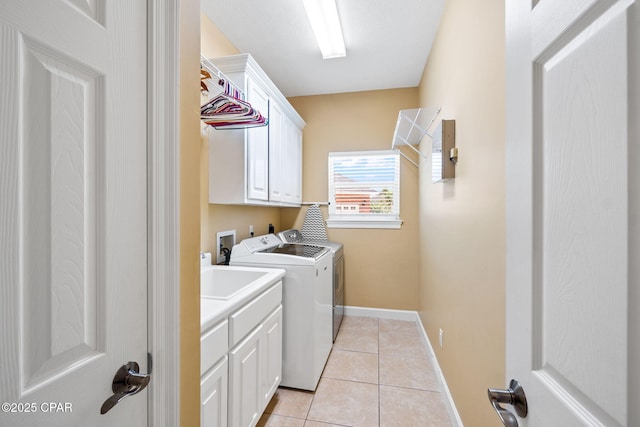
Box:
[391,107,440,167]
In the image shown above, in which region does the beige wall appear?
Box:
[200,14,283,254]
[417,0,505,425]
[283,89,420,310]
[180,0,201,426]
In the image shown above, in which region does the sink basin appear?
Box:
[201,265,272,300]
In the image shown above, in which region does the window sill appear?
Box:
[326,218,403,229]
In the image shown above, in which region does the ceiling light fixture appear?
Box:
[303,0,346,59]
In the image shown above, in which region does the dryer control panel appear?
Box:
[235,233,283,255]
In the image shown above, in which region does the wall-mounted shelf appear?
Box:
[391,107,441,167]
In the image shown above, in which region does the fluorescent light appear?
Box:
[303,0,346,59]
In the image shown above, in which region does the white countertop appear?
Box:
[200,265,286,332]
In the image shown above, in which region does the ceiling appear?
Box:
[202,0,445,97]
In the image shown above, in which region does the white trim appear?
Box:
[343,306,463,426]
[326,219,403,229]
[343,305,419,321]
[414,315,465,427]
[147,0,180,425]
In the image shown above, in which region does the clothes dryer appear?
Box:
[279,229,344,342]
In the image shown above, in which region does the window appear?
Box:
[327,150,402,229]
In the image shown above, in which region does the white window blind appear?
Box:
[327,150,402,229]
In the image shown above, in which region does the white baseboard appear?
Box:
[343,305,418,321]
[343,306,464,427]
[413,314,465,427]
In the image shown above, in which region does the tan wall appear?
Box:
[417,0,505,425]
[283,89,420,310]
[200,14,283,254]
[180,1,201,426]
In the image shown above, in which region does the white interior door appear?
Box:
[505,0,639,426]
[0,0,148,426]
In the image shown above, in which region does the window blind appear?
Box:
[328,151,400,219]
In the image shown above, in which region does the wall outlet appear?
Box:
[439,328,444,349]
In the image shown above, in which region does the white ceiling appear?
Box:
[202,0,445,97]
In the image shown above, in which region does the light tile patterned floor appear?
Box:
[257,315,454,427]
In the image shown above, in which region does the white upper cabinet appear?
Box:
[207,54,305,207]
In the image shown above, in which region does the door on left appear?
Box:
[0,1,149,426]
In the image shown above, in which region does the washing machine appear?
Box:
[230,233,333,391]
[279,229,344,342]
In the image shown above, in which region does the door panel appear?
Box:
[21,36,103,389]
[534,5,628,424]
[247,79,269,201]
[262,306,282,406]
[0,0,147,425]
[506,0,638,425]
[229,325,262,427]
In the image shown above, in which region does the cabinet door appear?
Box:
[201,356,228,427]
[280,118,302,204]
[268,101,284,202]
[229,325,263,427]
[262,306,283,407]
[246,79,269,202]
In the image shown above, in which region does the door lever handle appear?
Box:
[100,361,150,414]
[487,379,527,427]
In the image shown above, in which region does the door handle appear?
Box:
[100,361,150,414]
[487,379,527,427]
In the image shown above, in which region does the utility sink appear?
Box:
[201,265,275,300]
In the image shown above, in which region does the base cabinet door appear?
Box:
[262,306,283,406]
[201,356,228,427]
[229,325,263,427]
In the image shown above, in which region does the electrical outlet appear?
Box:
[439,328,443,349]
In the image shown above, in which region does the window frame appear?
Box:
[326,150,403,229]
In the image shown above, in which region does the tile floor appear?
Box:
[257,315,454,427]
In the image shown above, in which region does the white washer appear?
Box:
[279,229,344,342]
[230,234,333,391]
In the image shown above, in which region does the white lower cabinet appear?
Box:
[261,306,283,405]
[229,324,263,427]
[201,283,283,427]
[228,305,283,427]
[201,356,228,427]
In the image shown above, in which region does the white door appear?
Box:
[504,0,639,426]
[0,0,148,425]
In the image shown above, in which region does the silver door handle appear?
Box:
[487,379,527,427]
[100,361,150,414]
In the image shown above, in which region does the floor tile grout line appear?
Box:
[379,383,445,394]
[321,376,379,386]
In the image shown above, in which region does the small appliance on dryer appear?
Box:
[230,234,333,391]
[279,229,344,341]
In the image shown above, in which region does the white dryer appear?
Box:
[279,229,344,341]
[230,234,333,391]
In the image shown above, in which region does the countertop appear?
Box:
[200,265,286,332]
